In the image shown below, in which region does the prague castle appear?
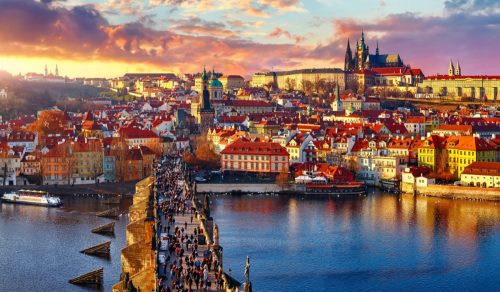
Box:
[344,31,404,71]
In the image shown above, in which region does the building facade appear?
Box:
[221,139,290,173]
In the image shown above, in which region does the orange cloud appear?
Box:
[268,27,305,43]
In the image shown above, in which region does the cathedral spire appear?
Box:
[455,60,461,76]
[448,59,455,76]
[344,39,353,71]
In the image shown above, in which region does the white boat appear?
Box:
[1,190,62,207]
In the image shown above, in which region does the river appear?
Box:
[1,191,499,291]
[211,191,500,291]
[0,196,132,291]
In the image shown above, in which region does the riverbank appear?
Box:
[0,182,137,197]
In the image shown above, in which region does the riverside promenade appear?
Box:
[113,155,243,292]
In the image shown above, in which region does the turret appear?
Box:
[455,61,461,76]
[448,59,455,76]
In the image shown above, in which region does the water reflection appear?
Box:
[0,196,132,292]
[212,192,500,291]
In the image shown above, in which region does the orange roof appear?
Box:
[462,162,500,176]
[221,139,289,156]
[434,124,472,132]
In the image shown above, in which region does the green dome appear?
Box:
[210,79,223,88]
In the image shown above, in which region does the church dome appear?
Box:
[210,79,223,88]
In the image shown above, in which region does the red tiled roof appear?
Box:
[119,127,158,139]
[462,162,500,176]
[426,75,500,80]
[221,139,289,156]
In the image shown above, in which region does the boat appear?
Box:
[380,178,401,194]
[303,182,367,195]
[1,189,62,207]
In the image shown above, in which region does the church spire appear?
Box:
[455,60,461,76]
[448,59,455,76]
[344,39,353,71]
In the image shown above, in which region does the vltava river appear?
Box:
[212,191,500,291]
[0,196,132,291]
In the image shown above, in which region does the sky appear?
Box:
[0,0,499,78]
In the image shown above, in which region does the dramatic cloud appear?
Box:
[323,10,500,75]
[169,17,236,37]
[268,27,305,43]
[1,0,499,77]
[444,0,500,13]
[0,0,312,76]
[99,0,145,15]
[149,0,304,18]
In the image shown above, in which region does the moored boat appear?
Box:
[303,182,367,195]
[1,189,62,207]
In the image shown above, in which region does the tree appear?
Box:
[344,155,359,175]
[302,80,314,96]
[435,150,455,181]
[276,169,289,190]
[184,131,220,169]
[27,110,69,139]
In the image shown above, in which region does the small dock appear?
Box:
[96,207,120,219]
[80,241,111,258]
[69,268,103,286]
[91,222,115,235]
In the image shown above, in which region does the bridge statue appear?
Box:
[214,223,219,247]
[244,256,252,292]
[203,194,210,218]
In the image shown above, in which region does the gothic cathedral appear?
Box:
[344,31,404,71]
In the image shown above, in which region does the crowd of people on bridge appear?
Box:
[154,155,224,292]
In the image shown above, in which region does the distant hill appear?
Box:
[0,80,105,120]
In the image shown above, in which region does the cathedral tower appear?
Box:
[199,66,215,130]
[344,39,354,71]
[455,61,461,76]
[448,60,455,76]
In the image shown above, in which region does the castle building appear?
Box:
[344,31,404,71]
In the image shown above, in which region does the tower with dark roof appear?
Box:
[344,39,354,71]
[199,66,215,130]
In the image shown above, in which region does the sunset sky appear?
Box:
[0,0,499,78]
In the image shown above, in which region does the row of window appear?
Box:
[224,162,284,171]
[223,155,287,162]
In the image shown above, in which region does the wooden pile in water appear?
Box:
[69,268,103,286]
[91,222,115,235]
[96,207,120,219]
[80,241,111,258]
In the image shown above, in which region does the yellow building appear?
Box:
[418,75,500,101]
[218,75,245,92]
[72,139,103,181]
[251,68,346,90]
[418,135,496,177]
